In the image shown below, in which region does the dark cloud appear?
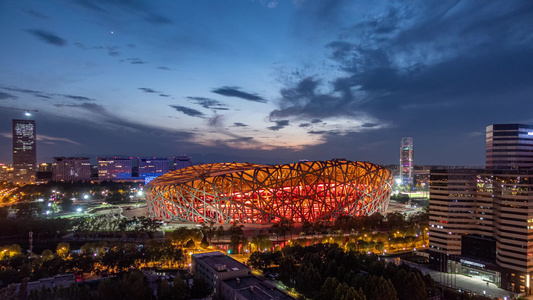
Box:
[61,95,95,101]
[212,86,267,103]
[226,137,254,142]
[107,46,120,57]
[341,7,400,38]
[145,14,172,25]
[305,1,533,165]
[269,77,364,120]
[3,86,44,94]
[73,0,171,26]
[54,102,106,114]
[169,105,204,118]
[139,88,172,98]
[0,91,18,100]
[308,130,340,136]
[186,96,228,110]
[52,102,196,144]
[326,41,357,70]
[73,42,85,49]
[267,120,290,131]
[23,9,50,19]
[157,66,172,70]
[311,119,322,123]
[25,29,67,46]
[1,86,93,101]
[269,1,533,166]
[139,88,160,93]
[121,58,148,64]
[299,123,310,128]
[233,122,249,127]
[208,114,224,127]
[308,130,326,135]
[73,43,120,57]
[2,86,49,99]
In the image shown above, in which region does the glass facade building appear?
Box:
[400,137,413,185]
[486,124,533,169]
[138,157,170,183]
[172,155,192,171]
[429,168,533,293]
[12,119,36,184]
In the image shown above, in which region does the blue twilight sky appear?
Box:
[1,0,532,166]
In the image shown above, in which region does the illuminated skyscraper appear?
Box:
[486,124,533,169]
[12,119,36,184]
[400,137,413,186]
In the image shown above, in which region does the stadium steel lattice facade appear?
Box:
[146,160,393,224]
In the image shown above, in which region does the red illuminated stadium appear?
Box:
[145,160,393,224]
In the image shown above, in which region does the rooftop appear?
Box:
[193,252,249,273]
[224,276,293,300]
[147,162,264,187]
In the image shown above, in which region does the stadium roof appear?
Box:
[148,162,264,187]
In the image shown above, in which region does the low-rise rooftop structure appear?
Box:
[221,276,293,300]
[191,252,251,296]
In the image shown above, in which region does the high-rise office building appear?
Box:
[97,157,132,181]
[172,155,192,171]
[429,167,533,293]
[139,157,169,179]
[486,124,533,169]
[52,157,91,182]
[400,137,413,185]
[12,119,36,184]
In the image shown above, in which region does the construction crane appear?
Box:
[0,106,38,117]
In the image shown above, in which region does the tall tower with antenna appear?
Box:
[400,137,413,186]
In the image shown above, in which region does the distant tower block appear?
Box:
[400,137,414,186]
[486,124,533,170]
[172,155,192,171]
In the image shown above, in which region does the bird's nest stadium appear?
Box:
[146,160,393,224]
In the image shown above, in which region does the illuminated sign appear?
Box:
[460,259,485,268]
[528,132,533,136]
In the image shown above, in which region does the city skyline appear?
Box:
[1,1,532,166]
